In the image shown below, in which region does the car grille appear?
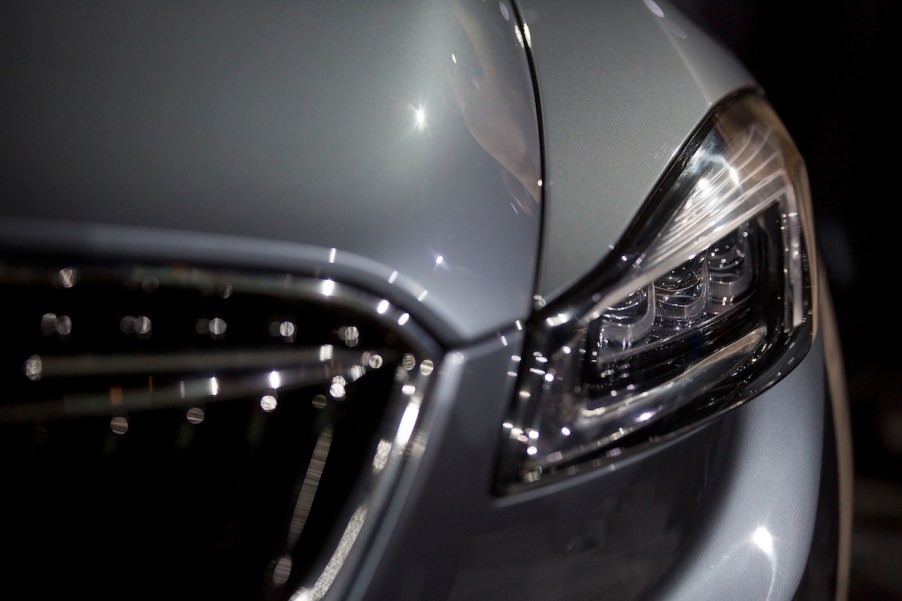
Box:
[0,259,439,600]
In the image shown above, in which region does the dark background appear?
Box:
[678,1,901,598]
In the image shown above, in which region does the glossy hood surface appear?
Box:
[1,0,541,344]
[518,0,754,300]
[1,0,753,343]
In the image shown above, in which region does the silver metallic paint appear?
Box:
[348,334,825,601]
[0,0,541,345]
[516,0,754,301]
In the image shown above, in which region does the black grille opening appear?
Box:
[0,261,437,600]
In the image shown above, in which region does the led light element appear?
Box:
[499,94,817,487]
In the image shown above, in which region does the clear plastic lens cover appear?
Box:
[499,93,816,487]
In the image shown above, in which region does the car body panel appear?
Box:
[0,0,541,345]
[516,0,754,301]
[345,334,825,601]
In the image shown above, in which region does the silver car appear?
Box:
[0,1,850,599]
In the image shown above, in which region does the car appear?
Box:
[0,1,851,600]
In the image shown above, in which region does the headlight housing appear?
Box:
[498,93,816,488]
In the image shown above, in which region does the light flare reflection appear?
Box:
[269,370,282,389]
[752,525,775,560]
[260,394,278,412]
[412,105,427,132]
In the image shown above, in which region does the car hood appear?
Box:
[1,0,541,345]
[1,0,752,344]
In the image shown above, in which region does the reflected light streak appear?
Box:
[643,0,665,17]
[260,394,278,412]
[546,312,570,327]
[286,430,333,549]
[395,400,420,448]
[637,410,655,422]
[371,439,392,473]
[290,588,311,601]
[665,19,687,39]
[752,526,775,559]
[308,505,368,600]
[269,370,282,389]
[321,279,336,297]
[414,106,426,132]
[751,525,778,601]
[273,556,293,586]
[209,377,219,396]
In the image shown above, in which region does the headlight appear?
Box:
[498,93,816,488]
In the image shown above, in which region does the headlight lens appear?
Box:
[498,93,816,487]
